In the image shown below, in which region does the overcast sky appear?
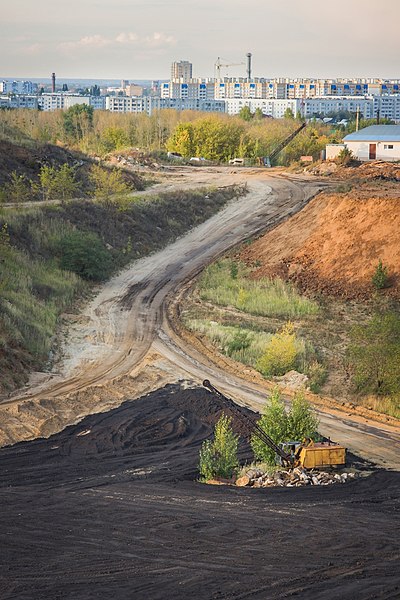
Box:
[1,0,399,80]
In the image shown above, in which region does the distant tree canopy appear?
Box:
[166,115,332,164]
[0,106,338,165]
[62,104,94,143]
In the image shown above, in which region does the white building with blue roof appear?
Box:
[343,125,400,161]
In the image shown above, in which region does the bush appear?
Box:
[57,230,113,281]
[306,360,327,393]
[251,388,319,465]
[372,260,389,290]
[256,321,300,376]
[335,147,354,166]
[199,414,239,481]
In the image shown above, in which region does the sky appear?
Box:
[1,0,399,81]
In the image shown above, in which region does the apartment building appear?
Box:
[0,80,36,94]
[38,94,106,111]
[225,98,300,118]
[0,95,38,109]
[171,61,193,83]
[106,96,225,115]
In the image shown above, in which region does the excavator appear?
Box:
[203,380,346,469]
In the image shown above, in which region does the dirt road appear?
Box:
[1,167,399,470]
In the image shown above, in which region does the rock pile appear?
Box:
[236,467,357,488]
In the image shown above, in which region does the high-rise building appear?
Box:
[171,61,193,83]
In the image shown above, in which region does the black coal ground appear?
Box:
[0,383,399,600]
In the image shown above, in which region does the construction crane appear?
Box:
[264,121,307,167]
[214,57,245,79]
[203,380,346,469]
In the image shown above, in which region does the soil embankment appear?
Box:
[240,181,400,299]
[1,383,399,600]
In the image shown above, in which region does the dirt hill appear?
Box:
[0,140,144,191]
[240,180,400,299]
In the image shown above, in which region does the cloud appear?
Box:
[115,32,138,44]
[58,31,176,54]
[144,32,176,48]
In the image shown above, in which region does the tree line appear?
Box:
[0,104,340,165]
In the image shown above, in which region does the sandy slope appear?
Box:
[240,183,400,298]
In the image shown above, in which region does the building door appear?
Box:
[369,143,377,159]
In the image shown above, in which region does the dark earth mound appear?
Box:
[0,383,399,600]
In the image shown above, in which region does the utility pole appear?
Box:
[355,105,360,132]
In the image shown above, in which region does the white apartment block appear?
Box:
[302,97,374,119]
[161,98,225,113]
[106,96,225,115]
[225,98,300,118]
[161,81,215,100]
[38,94,106,111]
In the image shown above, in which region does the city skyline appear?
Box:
[1,0,399,80]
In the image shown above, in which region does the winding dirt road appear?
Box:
[1,167,399,468]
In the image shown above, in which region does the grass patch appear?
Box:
[0,184,243,392]
[198,260,319,319]
[185,318,273,368]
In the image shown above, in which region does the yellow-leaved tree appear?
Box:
[256,321,299,377]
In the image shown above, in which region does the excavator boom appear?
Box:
[203,380,293,466]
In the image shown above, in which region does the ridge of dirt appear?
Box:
[240,181,400,300]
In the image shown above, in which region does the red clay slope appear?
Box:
[240,183,400,299]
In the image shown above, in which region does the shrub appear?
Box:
[199,414,239,480]
[57,230,113,281]
[90,164,130,206]
[335,146,354,166]
[306,360,327,393]
[256,321,299,376]
[251,388,319,465]
[372,260,389,290]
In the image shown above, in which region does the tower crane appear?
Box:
[214,57,245,79]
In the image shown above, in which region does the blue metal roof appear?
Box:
[344,125,400,142]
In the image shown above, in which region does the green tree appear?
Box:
[238,106,253,122]
[199,414,239,480]
[166,122,195,157]
[254,107,264,121]
[251,388,319,465]
[35,164,79,202]
[57,230,113,281]
[284,108,295,120]
[256,321,298,376]
[372,260,389,290]
[53,164,79,202]
[62,104,94,143]
[250,388,288,464]
[90,164,130,206]
[37,165,58,201]
[286,392,319,441]
[4,171,31,203]
[348,312,400,395]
